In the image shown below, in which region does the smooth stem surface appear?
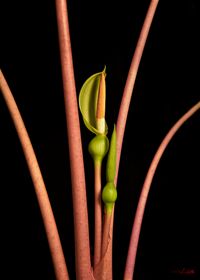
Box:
[116,0,159,181]
[55,1,93,279]
[0,70,69,280]
[94,163,102,267]
[124,101,200,280]
[101,212,112,258]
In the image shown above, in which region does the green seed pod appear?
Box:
[88,135,109,164]
[102,182,117,214]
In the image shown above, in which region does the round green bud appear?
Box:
[88,135,109,164]
[102,182,117,213]
[102,182,117,203]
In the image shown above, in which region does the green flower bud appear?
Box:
[102,182,117,214]
[88,135,109,164]
[106,125,116,182]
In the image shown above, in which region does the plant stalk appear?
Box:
[123,101,200,280]
[94,163,102,267]
[116,0,159,181]
[55,0,93,279]
[0,70,69,280]
[98,1,160,277]
[93,0,160,274]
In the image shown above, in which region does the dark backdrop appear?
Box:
[0,0,199,279]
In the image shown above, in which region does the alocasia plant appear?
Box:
[0,0,199,279]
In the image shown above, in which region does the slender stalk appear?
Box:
[123,101,200,280]
[0,70,69,280]
[116,0,159,181]
[55,1,93,279]
[94,163,102,267]
[93,71,107,267]
[98,1,160,277]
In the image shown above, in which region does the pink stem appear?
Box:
[96,1,160,277]
[116,0,159,182]
[99,0,160,276]
[94,163,102,267]
[123,101,200,280]
[0,70,69,280]
[55,1,93,279]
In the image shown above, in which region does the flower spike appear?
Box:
[79,67,108,135]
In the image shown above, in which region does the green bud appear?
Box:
[88,135,109,164]
[102,182,117,214]
[106,125,117,182]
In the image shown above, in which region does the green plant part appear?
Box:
[88,133,109,266]
[106,125,116,182]
[80,67,110,266]
[102,182,117,214]
[79,67,108,135]
[88,135,109,165]
[102,125,117,214]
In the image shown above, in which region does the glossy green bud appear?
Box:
[88,135,109,164]
[102,182,117,214]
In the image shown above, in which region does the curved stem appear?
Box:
[123,101,200,280]
[55,1,93,279]
[116,0,159,181]
[94,163,102,267]
[0,70,69,280]
[100,1,160,277]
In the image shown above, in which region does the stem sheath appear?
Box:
[101,212,112,258]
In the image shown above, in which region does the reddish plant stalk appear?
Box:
[94,1,160,276]
[0,70,69,280]
[55,1,93,279]
[116,0,159,180]
[94,1,160,278]
[94,163,103,267]
[123,101,200,280]
[101,212,112,258]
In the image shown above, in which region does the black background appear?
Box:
[0,0,200,279]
